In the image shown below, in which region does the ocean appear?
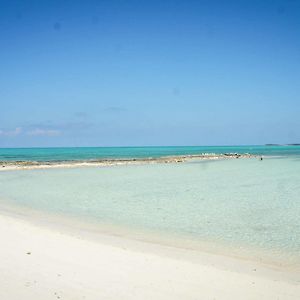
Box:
[0,145,300,161]
[0,146,300,267]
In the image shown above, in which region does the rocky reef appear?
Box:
[0,153,260,171]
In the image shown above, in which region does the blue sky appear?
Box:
[1,0,300,147]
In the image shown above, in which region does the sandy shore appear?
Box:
[0,211,299,300]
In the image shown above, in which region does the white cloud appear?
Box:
[0,127,22,136]
[26,128,61,136]
[0,126,62,138]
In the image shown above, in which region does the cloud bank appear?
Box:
[0,127,22,137]
[26,128,61,136]
[0,127,61,137]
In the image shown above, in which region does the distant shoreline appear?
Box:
[265,144,300,146]
[0,153,258,171]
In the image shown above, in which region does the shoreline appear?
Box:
[0,152,258,171]
[0,206,299,299]
[1,155,299,299]
[1,200,299,273]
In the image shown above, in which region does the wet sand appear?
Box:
[0,210,299,300]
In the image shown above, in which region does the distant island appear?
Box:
[265,144,300,146]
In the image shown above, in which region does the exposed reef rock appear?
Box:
[0,153,259,171]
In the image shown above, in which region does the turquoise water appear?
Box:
[0,156,300,265]
[0,145,300,161]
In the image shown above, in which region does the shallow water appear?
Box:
[1,157,300,266]
[1,145,300,161]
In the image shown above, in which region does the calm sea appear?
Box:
[0,146,300,267]
[0,145,300,161]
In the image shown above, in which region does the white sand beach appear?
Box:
[0,212,299,300]
[2,0,300,297]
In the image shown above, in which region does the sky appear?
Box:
[1,0,300,147]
